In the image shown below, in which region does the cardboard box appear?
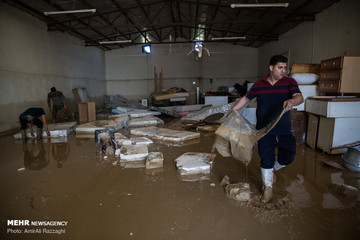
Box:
[78,102,96,123]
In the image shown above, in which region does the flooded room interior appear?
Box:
[1,0,360,239]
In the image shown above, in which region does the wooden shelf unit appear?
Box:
[319,56,360,93]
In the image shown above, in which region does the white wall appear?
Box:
[106,42,258,102]
[313,0,360,62]
[0,2,106,133]
[258,0,360,75]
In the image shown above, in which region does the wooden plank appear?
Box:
[87,102,96,122]
[291,63,321,75]
[306,113,318,150]
[341,56,360,93]
[78,103,88,124]
[154,92,189,101]
[307,96,360,102]
[317,116,335,150]
[72,88,90,103]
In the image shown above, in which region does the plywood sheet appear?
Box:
[154,92,189,101]
[306,114,318,150]
[317,116,335,150]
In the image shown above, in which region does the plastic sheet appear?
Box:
[104,94,146,110]
[181,102,235,123]
[213,106,285,165]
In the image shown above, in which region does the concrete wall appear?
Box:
[258,0,360,75]
[0,2,106,133]
[106,42,258,103]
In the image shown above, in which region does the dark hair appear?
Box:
[51,87,56,92]
[269,55,288,66]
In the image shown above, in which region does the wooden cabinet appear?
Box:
[319,56,360,93]
[305,97,360,154]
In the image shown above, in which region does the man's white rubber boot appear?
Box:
[261,168,274,203]
[274,160,286,171]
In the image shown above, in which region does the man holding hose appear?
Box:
[227,55,304,203]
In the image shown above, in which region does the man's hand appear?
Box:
[46,129,50,136]
[283,93,304,112]
[283,99,294,112]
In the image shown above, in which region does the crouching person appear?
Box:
[19,108,50,140]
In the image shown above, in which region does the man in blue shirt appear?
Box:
[19,108,51,140]
[227,55,304,203]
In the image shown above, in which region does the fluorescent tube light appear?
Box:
[44,9,96,15]
[99,40,132,44]
[211,36,246,40]
[230,3,289,8]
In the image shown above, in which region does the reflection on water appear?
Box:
[21,137,70,170]
[23,140,50,170]
[50,137,70,168]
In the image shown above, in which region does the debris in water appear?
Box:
[220,175,230,187]
[174,152,215,175]
[329,182,358,198]
[120,145,149,161]
[146,152,164,169]
[321,160,346,170]
[225,182,251,202]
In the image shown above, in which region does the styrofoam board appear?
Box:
[175,152,215,175]
[119,144,149,161]
[130,126,200,142]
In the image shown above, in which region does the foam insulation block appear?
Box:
[130,126,200,142]
[129,116,164,127]
[115,133,132,146]
[146,152,164,169]
[131,137,153,145]
[13,121,76,139]
[120,144,149,161]
[174,152,215,175]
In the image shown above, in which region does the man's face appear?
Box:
[269,62,287,80]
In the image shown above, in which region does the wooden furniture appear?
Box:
[72,88,96,123]
[319,56,360,93]
[305,97,360,154]
[291,63,320,75]
[78,102,96,124]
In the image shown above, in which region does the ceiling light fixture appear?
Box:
[99,40,132,44]
[44,9,96,16]
[211,36,246,40]
[230,3,289,8]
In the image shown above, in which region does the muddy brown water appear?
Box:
[1,126,360,240]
